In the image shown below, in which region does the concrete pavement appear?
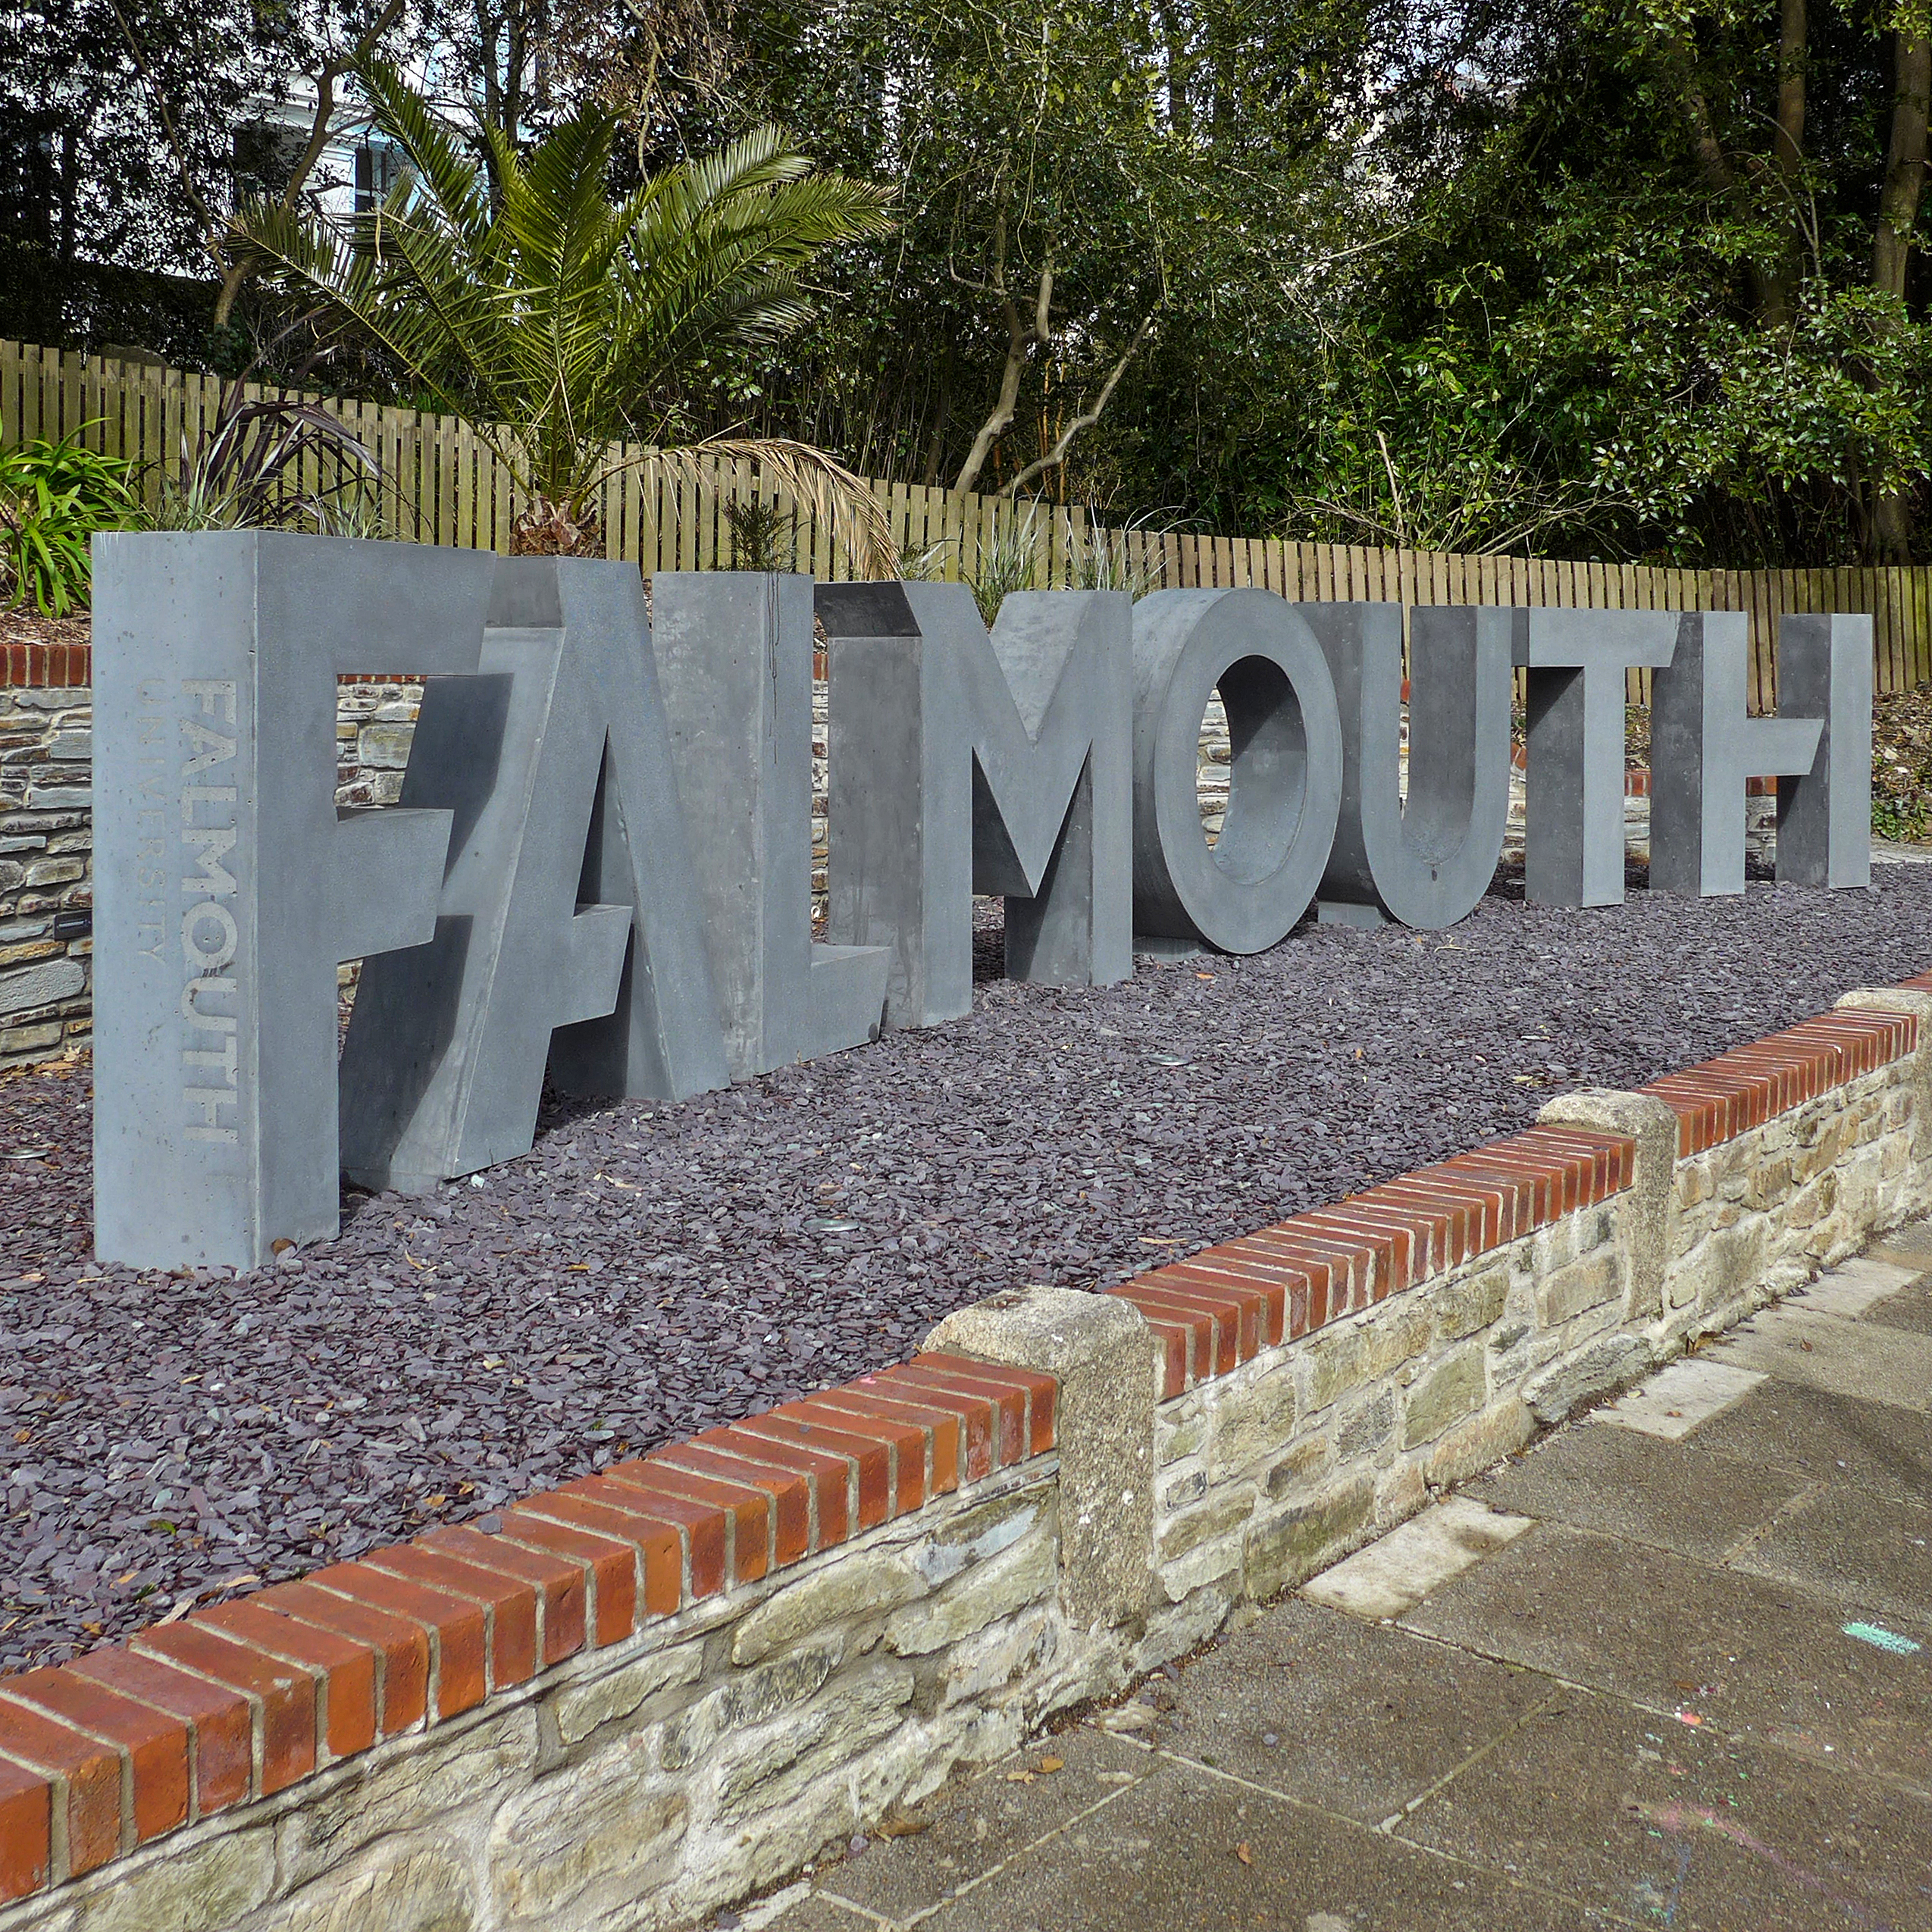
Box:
[744,1224,1932,1931]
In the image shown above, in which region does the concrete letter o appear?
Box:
[1132,588,1344,953]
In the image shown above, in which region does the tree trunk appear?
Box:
[510,496,603,555]
[56,126,77,261]
[1874,29,1930,298]
[1761,0,1807,330]
[1873,27,1930,561]
[954,221,1054,496]
[1160,2,1192,139]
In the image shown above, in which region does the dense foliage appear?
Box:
[0,429,140,615]
[5,0,1932,562]
[230,65,895,559]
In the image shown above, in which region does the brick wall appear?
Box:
[0,985,1922,1930]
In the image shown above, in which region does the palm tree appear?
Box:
[230,63,897,569]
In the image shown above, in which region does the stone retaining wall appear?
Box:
[0,984,1925,1930]
[0,688,94,1070]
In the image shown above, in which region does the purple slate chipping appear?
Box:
[10,873,1932,1673]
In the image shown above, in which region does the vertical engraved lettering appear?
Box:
[179,680,243,1147]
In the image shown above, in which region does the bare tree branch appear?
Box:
[953,212,1038,495]
[1002,310,1156,497]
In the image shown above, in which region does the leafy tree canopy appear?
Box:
[6,0,1932,562]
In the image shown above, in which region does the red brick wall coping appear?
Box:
[1,643,89,691]
[0,993,1917,1901]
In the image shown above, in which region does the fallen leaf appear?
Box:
[1235,1842,1254,1866]
[875,1812,930,1838]
[1038,1756,1063,1774]
[1005,1771,1036,1784]
[566,1263,592,1272]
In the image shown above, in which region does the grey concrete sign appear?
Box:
[337,559,728,1192]
[1651,614,1824,897]
[650,572,891,1079]
[89,534,1880,1268]
[1774,613,1873,889]
[1514,610,1683,907]
[92,531,494,1270]
[1131,589,1344,954]
[816,581,1132,1027]
[1312,604,1514,929]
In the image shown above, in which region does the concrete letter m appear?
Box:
[818,581,1133,1026]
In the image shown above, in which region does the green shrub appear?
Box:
[0,427,142,615]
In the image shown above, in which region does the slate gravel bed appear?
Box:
[5,869,1932,1670]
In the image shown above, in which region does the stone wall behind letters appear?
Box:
[0,689,94,1070]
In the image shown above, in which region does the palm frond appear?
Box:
[229,68,896,546]
[358,58,493,247]
[641,438,899,580]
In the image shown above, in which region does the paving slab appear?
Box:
[1400,1521,1932,1794]
[744,1220,1932,1932]
[1786,1257,1921,1319]
[1400,1680,1932,1932]
[907,1755,1604,1932]
[1592,1356,1767,1440]
[1730,1483,1932,1635]
[1690,1379,1932,1505]
[1867,1220,1932,1269]
[1858,1276,1932,1337]
[811,1724,1156,1926]
[1148,1596,1553,1825]
[744,1892,878,1930]
[1300,1497,1537,1622]
[1708,1305,1932,1413]
[1467,1422,1810,1564]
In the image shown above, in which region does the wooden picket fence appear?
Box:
[8,337,1930,711]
